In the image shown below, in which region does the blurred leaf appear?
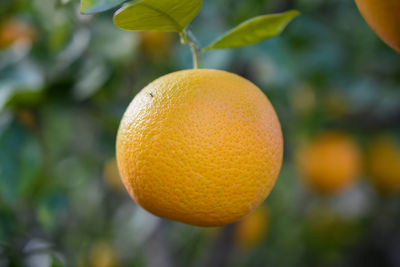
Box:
[37,192,69,231]
[113,0,202,32]
[0,62,44,111]
[6,90,43,108]
[73,58,110,100]
[0,122,42,205]
[204,10,299,51]
[48,18,73,52]
[51,255,65,267]
[37,205,54,230]
[91,20,138,63]
[50,29,91,78]
[41,106,73,158]
[80,0,126,14]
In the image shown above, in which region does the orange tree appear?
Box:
[1,0,400,266]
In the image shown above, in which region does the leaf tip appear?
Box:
[287,9,301,18]
[79,1,98,14]
[112,5,126,29]
[79,2,88,14]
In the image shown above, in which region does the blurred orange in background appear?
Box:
[103,158,124,192]
[366,135,400,194]
[88,241,120,267]
[139,31,174,59]
[15,109,36,130]
[0,17,37,49]
[235,207,269,250]
[297,132,361,194]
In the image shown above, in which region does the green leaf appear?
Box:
[0,122,42,206]
[204,10,300,51]
[113,0,202,32]
[80,0,126,14]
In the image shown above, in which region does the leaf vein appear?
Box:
[140,1,182,31]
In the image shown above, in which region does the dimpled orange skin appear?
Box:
[355,0,400,52]
[116,69,283,226]
[298,133,361,194]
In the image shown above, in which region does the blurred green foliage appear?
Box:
[0,0,399,266]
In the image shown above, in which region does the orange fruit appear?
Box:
[89,242,120,267]
[355,0,400,52]
[103,158,124,192]
[139,31,174,59]
[235,207,269,249]
[16,109,36,130]
[297,132,361,194]
[324,92,348,118]
[116,69,283,226]
[290,84,315,115]
[366,135,400,194]
[0,18,37,49]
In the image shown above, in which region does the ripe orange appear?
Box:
[297,132,361,194]
[235,206,269,249]
[355,0,400,52]
[366,135,400,194]
[116,69,283,226]
[0,18,37,49]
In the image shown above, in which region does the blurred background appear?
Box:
[1,0,400,266]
